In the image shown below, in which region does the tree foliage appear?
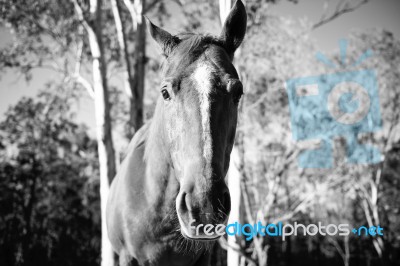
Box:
[0,88,101,266]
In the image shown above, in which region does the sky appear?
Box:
[0,0,399,135]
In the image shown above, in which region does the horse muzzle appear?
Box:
[175,188,231,241]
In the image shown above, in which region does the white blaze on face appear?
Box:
[193,63,213,177]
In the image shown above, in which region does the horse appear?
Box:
[106,1,247,265]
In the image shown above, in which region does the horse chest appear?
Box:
[132,235,213,266]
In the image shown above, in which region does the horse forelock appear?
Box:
[161,34,223,76]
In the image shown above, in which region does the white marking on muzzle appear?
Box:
[193,63,213,178]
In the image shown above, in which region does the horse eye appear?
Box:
[161,89,171,101]
[230,81,243,104]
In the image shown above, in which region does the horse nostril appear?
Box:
[178,192,195,213]
[178,192,188,213]
[184,193,193,212]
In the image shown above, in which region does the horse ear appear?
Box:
[144,17,179,57]
[220,0,247,58]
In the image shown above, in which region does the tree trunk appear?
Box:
[130,16,145,138]
[110,0,137,140]
[131,0,146,139]
[73,0,117,265]
[219,2,245,266]
[123,0,146,139]
[344,234,350,266]
[227,147,241,266]
[91,40,117,266]
[89,24,117,266]
[219,0,232,25]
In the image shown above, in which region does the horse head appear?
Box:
[146,0,246,241]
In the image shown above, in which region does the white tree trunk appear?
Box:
[91,54,116,266]
[90,34,117,266]
[110,0,134,99]
[219,0,232,25]
[73,0,117,265]
[219,1,242,266]
[227,147,241,266]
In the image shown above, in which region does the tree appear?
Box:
[344,29,400,263]
[110,0,160,139]
[0,88,101,266]
[70,1,117,264]
[0,1,119,264]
